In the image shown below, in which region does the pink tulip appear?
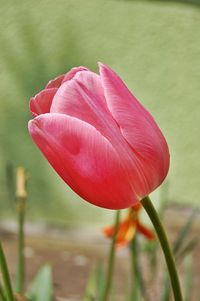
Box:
[28,63,169,209]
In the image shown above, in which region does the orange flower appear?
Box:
[103,204,154,247]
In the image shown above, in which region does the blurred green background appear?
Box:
[0,0,200,225]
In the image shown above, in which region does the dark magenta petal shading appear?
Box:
[28,113,138,209]
[30,88,58,116]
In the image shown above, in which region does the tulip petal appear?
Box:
[62,66,89,82]
[45,67,89,89]
[50,70,118,140]
[46,75,65,89]
[28,113,137,209]
[30,88,58,116]
[99,63,169,191]
[50,70,159,200]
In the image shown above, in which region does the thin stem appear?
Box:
[141,196,183,301]
[101,210,120,301]
[129,235,150,301]
[15,167,27,294]
[0,243,14,301]
[129,235,140,301]
[15,199,25,293]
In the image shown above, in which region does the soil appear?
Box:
[0,204,200,301]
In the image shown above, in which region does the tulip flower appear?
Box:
[103,203,154,247]
[28,63,169,209]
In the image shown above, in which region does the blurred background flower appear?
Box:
[103,204,154,247]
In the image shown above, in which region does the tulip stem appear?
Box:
[101,210,120,301]
[15,167,27,294]
[141,196,183,301]
[15,198,26,294]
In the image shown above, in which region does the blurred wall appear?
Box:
[0,0,200,224]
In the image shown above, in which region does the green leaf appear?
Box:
[83,263,105,301]
[129,236,150,301]
[184,255,193,301]
[96,263,106,301]
[0,243,14,301]
[178,237,199,260]
[143,240,158,284]
[26,265,53,301]
[0,284,7,301]
[173,210,196,255]
[160,276,170,301]
[83,269,96,301]
[161,210,197,301]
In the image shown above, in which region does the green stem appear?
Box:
[101,210,120,301]
[15,167,27,294]
[0,243,14,301]
[15,198,25,293]
[161,275,170,301]
[130,235,140,301]
[141,196,183,301]
[0,283,7,301]
[129,235,150,301]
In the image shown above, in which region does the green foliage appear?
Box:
[161,210,198,300]
[0,284,7,301]
[129,235,149,301]
[183,255,193,301]
[173,210,196,255]
[0,197,199,300]
[27,265,53,301]
[0,243,15,301]
[83,263,106,301]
